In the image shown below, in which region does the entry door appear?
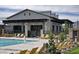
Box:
[31,25,42,37]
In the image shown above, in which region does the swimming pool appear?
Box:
[0,39,37,47]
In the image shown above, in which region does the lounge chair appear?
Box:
[35,45,45,54]
[61,42,67,49]
[26,47,38,54]
[57,42,64,50]
[16,34,25,38]
[16,34,20,37]
[44,34,49,39]
[40,34,45,39]
[55,43,60,47]
[66,42,72,48]
[16,50,28,54]
[20,34,25,38]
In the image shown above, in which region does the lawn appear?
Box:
[64,47,79,54]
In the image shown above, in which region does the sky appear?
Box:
[0,5,79,22]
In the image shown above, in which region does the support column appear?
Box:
[42,22,45,34]
[75,36,77,43]
[21,23,24,33]
[69,28,73,40]
[2,29,4,34]
[24,23,28,37]
[48,20,52,32]
[40,29,43,36]
[44,19,52,34]
[77,30,79,41]
[21,25,23,33]
[44,21,48,34]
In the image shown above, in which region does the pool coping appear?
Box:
[0,37,48,54]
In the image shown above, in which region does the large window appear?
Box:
[13,25,22,33]
[52,25,55,32]
[59,26,61,32]
[31,25,42,31]
[56,26,58,32]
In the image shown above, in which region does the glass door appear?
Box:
[31,25,42,37]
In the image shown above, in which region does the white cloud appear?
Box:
[0,5,79,22]
[1,5,79,12]
[59,14,79,22]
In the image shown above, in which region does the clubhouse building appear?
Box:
[3,9,73,37]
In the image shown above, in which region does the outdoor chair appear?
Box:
[20,34,25,38]
[26,47,38,54]
[40,34,45,39]
[44,34,49,39]
[35,45,46,54]
[66,42,72,48]
[16,34,20,37]
[57,42,64,50]
[62,42,67,49]
[16,50,28,54]
[55,42,60,47]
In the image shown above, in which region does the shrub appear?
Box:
[59,32,66,42]
[44,31,58,54]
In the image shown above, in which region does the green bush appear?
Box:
[48,31,54,40]
[59,32,66,42]
[44,31,59,54]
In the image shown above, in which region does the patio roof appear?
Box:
[3,19,48,23]
[60,19,73,24]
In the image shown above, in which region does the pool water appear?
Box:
[0,39,37,47]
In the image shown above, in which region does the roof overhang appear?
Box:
[51,18,73,24]
[51,20,62,24]
[3,19,48,23]
[60,19,73,24]
[51,18,63,24]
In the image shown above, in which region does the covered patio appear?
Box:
[3,19,48,37]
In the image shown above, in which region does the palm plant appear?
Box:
[60,21,69,41]
[44,31,58,54]
[64,21,69,34]
[59,32,66,42]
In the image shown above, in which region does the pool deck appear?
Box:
[0,37,48,54]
